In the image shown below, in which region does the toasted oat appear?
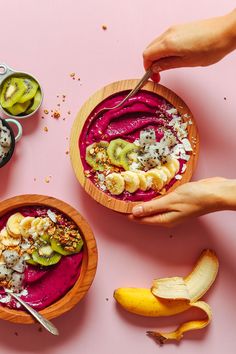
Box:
[52,110,60,119]
[44,176,52,183]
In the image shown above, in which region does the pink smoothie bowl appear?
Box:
[70,79,200,214]
[0,194,98,324]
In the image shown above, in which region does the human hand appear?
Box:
[143,10,236,82]
[130,177,236,226]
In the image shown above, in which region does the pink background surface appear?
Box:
[0,0,236,353]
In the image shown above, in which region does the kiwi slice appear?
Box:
[119,143,139,170]
[0,78,25,108]
[86,141,109,171]
[26,258,38,266]
[107,139,129,167]
[18,78,38,103]
[51,237,83,256]
[7,100,31,116]
[32,245,61,266]
[25,89,42,114]
[40,233,51,243]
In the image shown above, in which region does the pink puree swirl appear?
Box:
[0,207,83,311]
[79,90,184,201]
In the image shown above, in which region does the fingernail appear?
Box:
[132,205,144,216]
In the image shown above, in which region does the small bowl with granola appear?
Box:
[70,79,199,213]
[0,195,97,324]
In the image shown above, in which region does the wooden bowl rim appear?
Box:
[70,79,199,213]
[0,194,98,324]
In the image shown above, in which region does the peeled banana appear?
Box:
[114,249,219,344]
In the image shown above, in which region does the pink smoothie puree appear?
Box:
[0,207,83,311]
[79,90,188,201]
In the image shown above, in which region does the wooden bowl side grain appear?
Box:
[0,195,98,324]
[70,80,199,213]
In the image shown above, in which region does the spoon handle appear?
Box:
[5,290,59,335]
[118,68,153,104]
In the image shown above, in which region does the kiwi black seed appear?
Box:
[25,89,42,114]
[18,78,38,103]
[119,143,139,170]
[32,245,61,266]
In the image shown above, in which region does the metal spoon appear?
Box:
[4,288,59,336]
[96,68,152,116]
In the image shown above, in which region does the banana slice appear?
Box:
[164,158,180,179]
[145,169,164,191]
[36,217,51,235]
[157,168,168,184]
[121,171,140,193]
[31,217,41,229]
[0,227,21,246]
[172,158,180,174]
[159,166,172,183]
[34,218,45,234]
[105,173,125,195]
[6,213,24,238]
[136,171,151,191]
[19,216,35,238]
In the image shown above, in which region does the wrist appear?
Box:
[215,179,236,211]
[223,9,236,51]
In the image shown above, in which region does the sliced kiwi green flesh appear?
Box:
[119,143,139,170]
[7,100,32,116]
[40,233,51,243]
[0,76,41,116]
[86,141,109,171]
[0,78,26,108]
[25,89,42,114]
[18,78,38,103]
[26,258,38,266]
[32,245,61,266]
[51,237,83,256]
[107,139,129,166]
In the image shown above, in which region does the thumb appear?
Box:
[152,56,186,72]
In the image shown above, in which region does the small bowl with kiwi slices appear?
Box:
[0,63,43,119]
[0,195,98,324]
[70,79,199,213]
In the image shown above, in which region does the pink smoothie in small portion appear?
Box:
[79,90,189,201]
[0,207,83,310]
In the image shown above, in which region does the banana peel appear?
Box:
[114,249,219,344]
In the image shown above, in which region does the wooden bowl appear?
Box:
[70,79,199,213]
[0,194,98,324]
